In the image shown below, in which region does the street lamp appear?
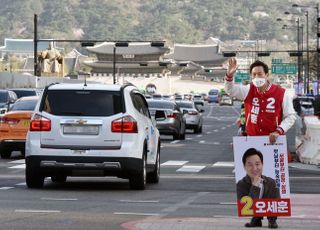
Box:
[279,17,304,83]
[293,3,319,94]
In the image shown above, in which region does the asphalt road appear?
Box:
[0,101,319,230]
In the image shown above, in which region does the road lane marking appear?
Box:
[212,162,234,167]
[206,131,212,134]
[214,129,219,132]
[176,165,206,173]
[0,187,14,190]
[9,164,25,169]
[15,209,61,213]
[199,140,205,144]
[161,161,188,166]
[219,202,237,205]
[8,159,25,164]
[120,200,159,203]
[170,140,180,144]
[16,182,26,186]
[41,198,78,201]
[186,137,192,140]
[196,135,203,137]
[221,127,226,130]
[113,212,160,216]
[213,142,220,145]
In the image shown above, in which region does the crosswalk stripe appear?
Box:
[212,162,234,167]
[0,187,14,190]
[161,161,188,166]
[8,159,25,164]
[176,165,206,173]
[9,164,25,169]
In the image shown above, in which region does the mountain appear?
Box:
[0,0,318,45]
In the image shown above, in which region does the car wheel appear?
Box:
[199,126,203,133]
[129,150,146,190]
[180,131,186,140]
[0,148,11,159]
[51,175,67,183]
[194,126,199,134]
[26,162,44,188]
[173,132,180,140]
[147,146,160,183]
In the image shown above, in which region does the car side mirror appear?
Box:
[155,110,166,121]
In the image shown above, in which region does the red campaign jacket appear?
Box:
[244,83,285,136]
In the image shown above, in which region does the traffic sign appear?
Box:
[271,63,297,74]
[235,71,250,83]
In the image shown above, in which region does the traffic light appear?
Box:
[289,52,302,57]
[81,42,95,47]
[257,52,270,57]
[223,52,236,57]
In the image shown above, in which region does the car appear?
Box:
[0,96,39,159]
[8,88,38,98]
[0,89,18,114]
[147,99,186,140]
[25,83,163,190]
[208,88,220,103]
[176,100,203,133]
[193,94,205,106]
[219,94,233,106]
[152,94,162,99]
[174,94,183,101]
[296,96,315,116]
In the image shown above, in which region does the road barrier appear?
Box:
[296,116,320,165]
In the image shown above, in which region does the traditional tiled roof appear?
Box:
[0,38,63,53]
[86,42,169,55]
[164,42,227,66]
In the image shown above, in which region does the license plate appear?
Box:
[63,125,99,135]
[22,120,30,127]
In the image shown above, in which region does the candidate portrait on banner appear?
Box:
[233,136,291,217]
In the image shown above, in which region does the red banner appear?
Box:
[237,197,291,217]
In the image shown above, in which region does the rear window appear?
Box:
[11,99,38,111]
[209,90,218,95]
[12,90,37,98]
[147,100,174,110]
[0,92,8,102]
[176,102,193,108]
[42,90,122,116]
[193,96,201,99]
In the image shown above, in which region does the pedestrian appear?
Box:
[225,58,296,228]
[237,148,280,228]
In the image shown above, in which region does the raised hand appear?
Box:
[227,57,238,77]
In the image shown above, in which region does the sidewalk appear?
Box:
[121,216,320,230]
[121,193,320,230]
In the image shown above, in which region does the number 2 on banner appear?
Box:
[240,196,254,215]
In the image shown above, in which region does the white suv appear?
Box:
[25,83,162,190]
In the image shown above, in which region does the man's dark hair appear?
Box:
[249,60,269,74]
[242,148,263,165]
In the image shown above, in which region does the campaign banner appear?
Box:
[233,136,291,217]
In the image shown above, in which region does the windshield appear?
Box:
[10,99,38,111]
[176,102,193,108]
[0,92,8,103]
[147,100,174,109]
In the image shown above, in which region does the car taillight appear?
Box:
[188,111,198,115]
[112,115,138,133]
[0,117,20,125]
[166,112,177,118]
[30,114,51,131]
